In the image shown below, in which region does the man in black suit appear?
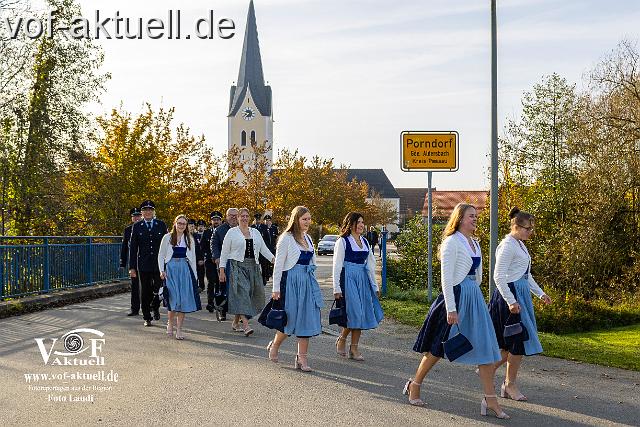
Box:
[211,208,238,320]
[120,207,143,316]
[257,214,279,286]
[201,212,222,313]
[128,200,168,327]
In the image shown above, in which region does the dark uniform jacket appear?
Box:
[258,224,279,254]
[129,218,168,272]
[120,223,134,268]
[211,222,231,261]
[200,228,215,262]
[193,231,204,262]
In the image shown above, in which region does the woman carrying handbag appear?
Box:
[158,215,201,340]
[262,206,323,371]
[406,203,507,419]
[489,207,552,402]
[332,212,384,361]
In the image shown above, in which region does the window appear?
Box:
[250,130,256,144]
[241,130,246,146]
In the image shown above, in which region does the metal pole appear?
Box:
[43,237,50,293]
[427,171,433,301]
[489,0,499,297]
[381,226,388,295]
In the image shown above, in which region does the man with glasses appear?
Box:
[210,208,239,321]
[120,207,143,316]
[128,200,168,327]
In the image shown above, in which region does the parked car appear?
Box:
[317,234,339,255]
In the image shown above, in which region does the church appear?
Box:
[228,0,273,169]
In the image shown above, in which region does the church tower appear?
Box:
[228,0,273,177]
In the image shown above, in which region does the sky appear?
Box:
[69,0,640,191]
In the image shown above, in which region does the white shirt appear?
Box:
[332,235,378,293]
[272,232,316,293]
[219,226,274,268]
[440,232,482,313]
[494,234,546,305]
[157,233,197,274]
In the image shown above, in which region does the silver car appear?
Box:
[317,234,339,255]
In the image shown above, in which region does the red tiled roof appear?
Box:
[422,191,489,219]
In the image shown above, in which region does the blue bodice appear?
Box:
[468,256,481,275]
[344,236,369,264]
[172,246,187,258]
[297,250,314,265]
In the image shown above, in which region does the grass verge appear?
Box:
[380,298,640,371]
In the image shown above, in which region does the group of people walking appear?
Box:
[121,199,551,419]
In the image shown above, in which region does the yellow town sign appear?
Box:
[401,131,459,172]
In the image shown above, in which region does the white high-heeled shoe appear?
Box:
[402,379,425,407]
[481,395,510,419]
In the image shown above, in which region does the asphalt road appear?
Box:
[1,255,638,426]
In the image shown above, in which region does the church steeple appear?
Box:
[228,0,272,117]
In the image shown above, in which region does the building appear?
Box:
[228,0,273,180]
[340,169,401,232]
[396,187,429,226]
[422,190,489,222]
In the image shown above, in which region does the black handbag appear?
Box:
[443,324,473,362]
[265,298,287,330]
[503,314,529,346]
[328,298,347,326]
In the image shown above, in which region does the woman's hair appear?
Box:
[442,203,476,238]
[238,207,250,217]
[340,212,364,238]
[170,214,191,249]
[509,207,535,228]
[282,206,310,245]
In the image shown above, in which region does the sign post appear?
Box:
[401,131,459,300]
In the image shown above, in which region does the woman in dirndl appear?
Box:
[262,206,323,371]
[219,208,274,336]
[405,203,508,419]
[489,207,552,401]
[332,212,383,361]
[158,215,201,340]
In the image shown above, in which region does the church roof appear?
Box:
[229,0,272,117]
[340,169,400,199]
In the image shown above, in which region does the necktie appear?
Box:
[147,221,152,230]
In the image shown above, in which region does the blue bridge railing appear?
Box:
[0,236,128,300]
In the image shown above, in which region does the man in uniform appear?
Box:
[120,207,143,316]
[258,214,279,286]
[193,219,206,293]
[201,212,222,313]
[211,208,238,321]
[128,200,168,327]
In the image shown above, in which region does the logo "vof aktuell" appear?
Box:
[35,328,105,366]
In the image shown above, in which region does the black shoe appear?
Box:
[144,320,152,327]
[126,311,139,316]
[219,313,227,321]
[153,311,160,321]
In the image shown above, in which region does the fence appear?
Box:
[0,236,127,300]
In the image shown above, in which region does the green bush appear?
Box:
[534,292,640,334]
[389,216,442,290]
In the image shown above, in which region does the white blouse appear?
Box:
[493,234,546,305]
[219,226,274,268]
[157,233,197,274]
[272,232,316,293]
[332,235,378,293]
[440,232,482,313]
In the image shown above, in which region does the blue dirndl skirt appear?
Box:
[283,264,323,337]
[414,276,501,365]
[165,258,201,313]
[489,275,543,356]
[340,261,384,330]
